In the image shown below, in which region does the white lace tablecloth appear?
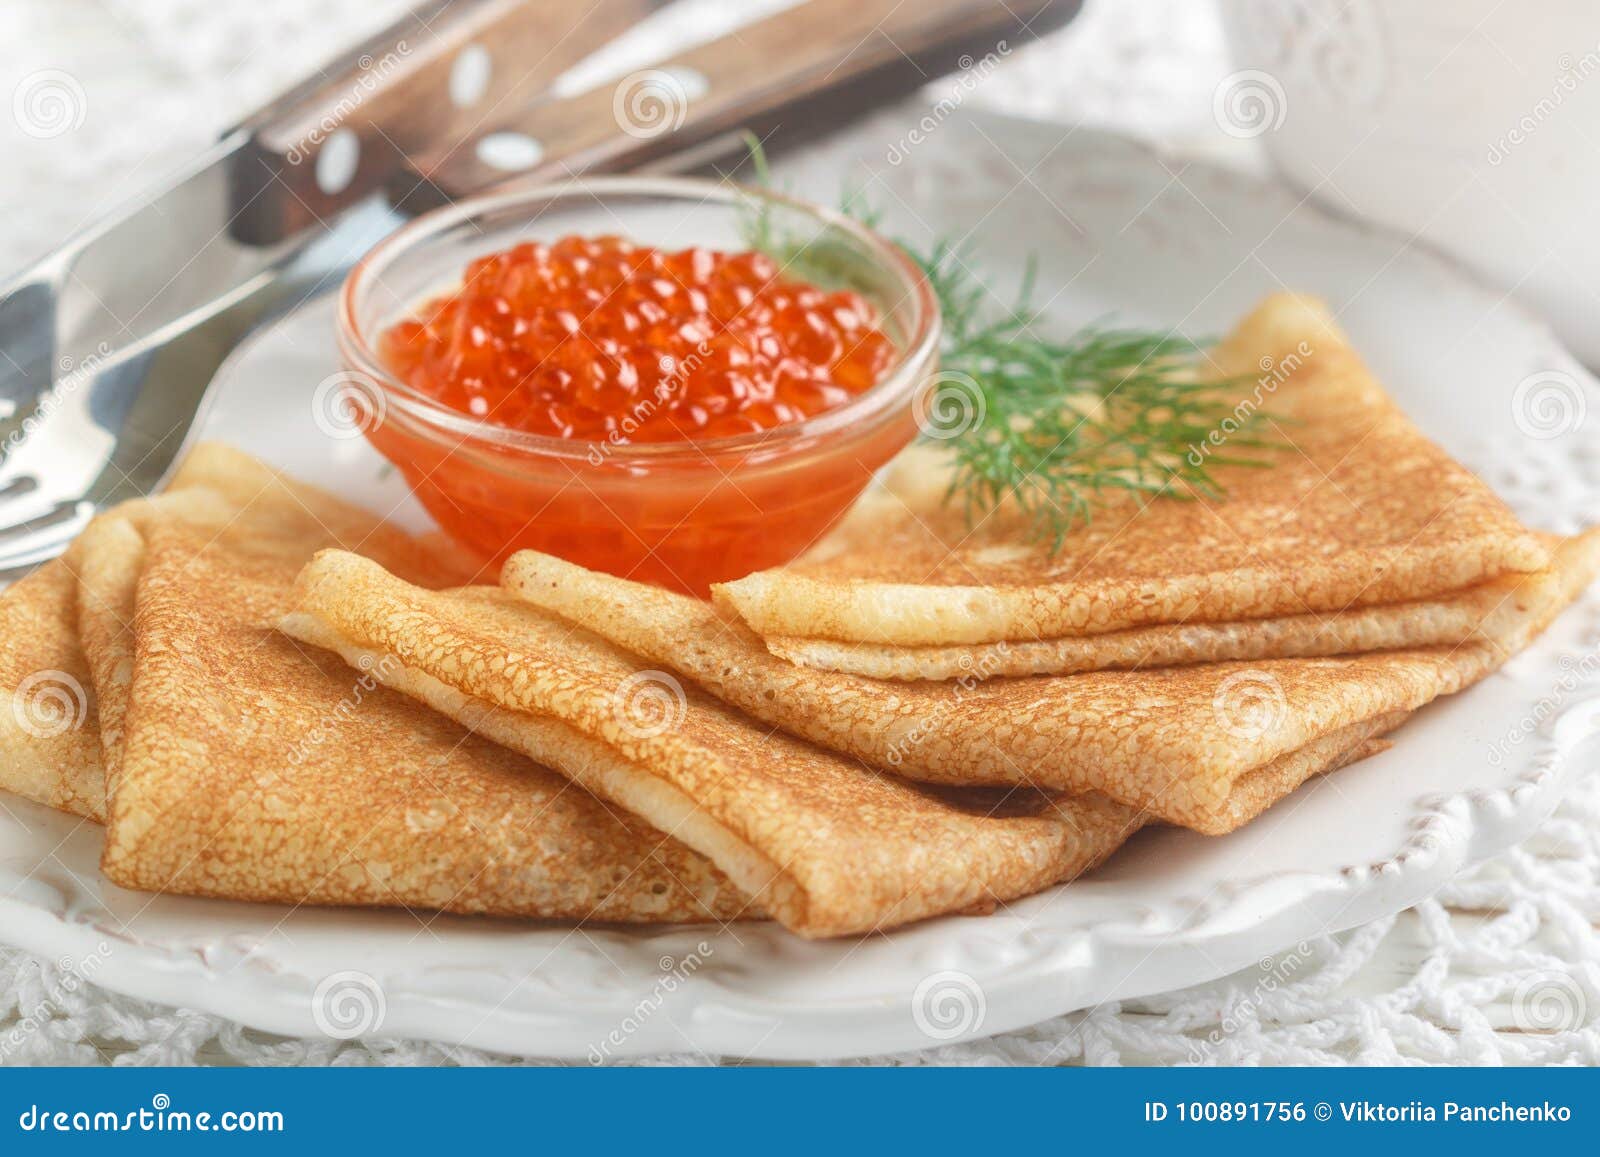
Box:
[2,0,1597,1066]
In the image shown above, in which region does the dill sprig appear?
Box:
[921,247,1277,550]
[736,138,1273,549]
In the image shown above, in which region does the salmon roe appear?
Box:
[378,235,898,442]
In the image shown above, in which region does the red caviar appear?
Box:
[378,235,897,443]
[351,217,932,597]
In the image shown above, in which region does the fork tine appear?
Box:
[0,496,93,575]
[0,278,58,425]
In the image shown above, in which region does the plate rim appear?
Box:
[3,115,1598,1061]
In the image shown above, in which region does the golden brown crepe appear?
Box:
[74,491,244,792]
[1220,712,1403,831]
[0,448,246,821]
[0,547,102,820]
[87,447,748,923]
[282,551,1149,938]
[501,533,1600,834]
[760,563,1560,680]
[714,294,1549,647]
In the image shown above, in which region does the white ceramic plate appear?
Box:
[5,111,1600,1061]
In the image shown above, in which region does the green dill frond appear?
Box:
[734,138,1274,549]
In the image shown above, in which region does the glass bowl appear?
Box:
[338,176,940,595]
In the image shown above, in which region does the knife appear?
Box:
[0,0,1080,574]
[0,0,664,571]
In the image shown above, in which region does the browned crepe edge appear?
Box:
[282,557,1147,938]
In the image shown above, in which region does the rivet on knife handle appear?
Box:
[225,0,663,245]
[400,0,1080,207]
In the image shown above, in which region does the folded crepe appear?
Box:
[0,546,102,819]
[714,294,1549,649]
[0,445,249,821]
[500,533,1600,834]
[282,552,1154,938]
[762,567,1561,681]
[70,445,750,923]
[73,511,153,790]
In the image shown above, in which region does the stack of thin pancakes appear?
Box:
[280,294,1600,929]
[0,445,1129,936]
[3,294,1596,940]
[0,445,751,924]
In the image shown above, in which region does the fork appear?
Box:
[0,0,1079,577]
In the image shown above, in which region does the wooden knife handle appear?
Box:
[400,0,1080,207]
[227,0,663,244]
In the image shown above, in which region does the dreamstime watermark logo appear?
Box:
[1187,340,1311,467]
[13,69,86,139]
[1511,971,1589,1033]
[1485,647,1600,766]
[16,1094,283,1134]
[911,970,986,1041]
[10,669,90,740]
[1511,369,1587,440]
[613,670,687,739]
[1212,669,1287,741]
[885,643,1010,767]
[587,941,712,1064]
[1187,941,1314,1062]
[1487,43,1600,165]
[585,341,711,466]
[1,942,112,1059]
[283,44,411,166]
[4,342,115,457]
[56,345,114,388]
[612,69,694,140]
[914,370,986,440]
[311,370,387,440]
[311,970,386,1039]
[286,652,399,766]
[1212,69,1287,139]
[886,42,1011,165]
